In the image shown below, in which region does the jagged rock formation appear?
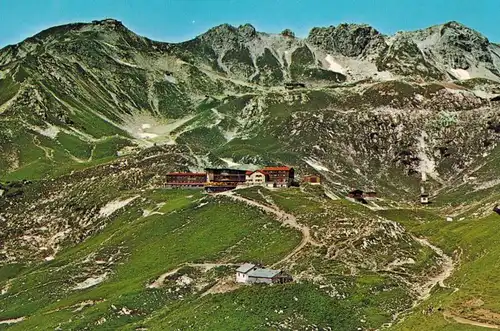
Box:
[308,23,387,58]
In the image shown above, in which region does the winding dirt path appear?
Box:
[0,317,25,325]
[443,311,500,329]
[381,232,456,328]
[147,263,239,289]
[219,191,321,267]
[412,236,455,301]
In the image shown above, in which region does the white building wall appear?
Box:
[251,172,266,185]
[236,272,249,283]
[246,172,267,186]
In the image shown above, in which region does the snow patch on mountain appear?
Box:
[324,55,345,74]
[30,123,61,139]
[111,57,138,68]
[164,74,177,84]
[220,158,240,167]
[450,68,470,80]
[99,196,139,218]
[73,273,108,290]
[304,157,331,172]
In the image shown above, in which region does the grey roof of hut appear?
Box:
[247,268,281,279]
[236,263,256,274]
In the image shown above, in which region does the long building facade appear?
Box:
[204,168,247,193]
[165,165,295,192]
[165,172,206,188]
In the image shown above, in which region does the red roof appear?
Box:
[262,166,292,171]
[245,171,253,175]
[167,172,206,176]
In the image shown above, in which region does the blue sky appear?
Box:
[0,0,499,47]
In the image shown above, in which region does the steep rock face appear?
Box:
[492,43,500,69]
[405,21,500,80]
[377,35,446,80]
[186,23,258,75]
[307,23,387,58]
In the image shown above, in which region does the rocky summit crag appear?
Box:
[1,18,500,331]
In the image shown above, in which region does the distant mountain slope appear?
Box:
[0,18,499,200]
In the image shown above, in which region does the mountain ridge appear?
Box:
[2,18,500,82]
[1,18,500,193]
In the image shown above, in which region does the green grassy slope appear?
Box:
[0,189,302,330]
[382,209,500,330]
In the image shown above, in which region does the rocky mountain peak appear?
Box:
[281,29,295,38]
[25,18,129,43]
[440,21,486,39]
[200,23,258,44]
[439,21,490,46]
[237,23,257,39]
[403,20,496,76]
[307,23,387,57]
[92,18,124,27]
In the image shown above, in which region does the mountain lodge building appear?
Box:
[204,168,247,193]
[245,170,268,186]
[165,165,295,192]
[262,166,294,188]
[165,172,206,188]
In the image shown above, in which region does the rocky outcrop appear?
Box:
[376,35,446,80]
[307,23,387,58]
[403,21,500,79]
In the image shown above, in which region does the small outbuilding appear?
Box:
[421,193,430,205]
[494,205,500,215]
[235,263,292,284]
[302,175,321,185]
[285,82,306,90]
